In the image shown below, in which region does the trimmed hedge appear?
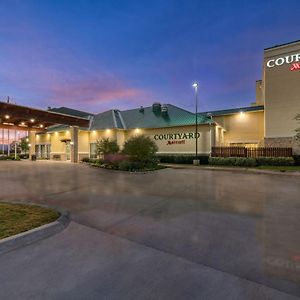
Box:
[293,155,300,166]
[156,155,209,165]
[209,157,256,167]
[0,155,21,161]
[255,157,294,166]
[209,157,295,167]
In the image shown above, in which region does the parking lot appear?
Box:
[0,161,300,299]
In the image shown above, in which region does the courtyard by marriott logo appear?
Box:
[154,132,200,145]
[266,53,300,71]
[291,63,300,71]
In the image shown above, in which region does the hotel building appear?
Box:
[1,40,300,161]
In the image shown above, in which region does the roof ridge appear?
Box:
[117,110,127,129]
[112,110,117,128]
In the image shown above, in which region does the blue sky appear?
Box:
[0,0,300,113]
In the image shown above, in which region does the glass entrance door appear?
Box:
[66,142,71,160]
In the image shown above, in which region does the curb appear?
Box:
[82,162,168,174]
[162,164,300,176]
[0,202,70,255]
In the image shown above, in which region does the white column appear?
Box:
[7,129,10,156]
[14,130,17,159]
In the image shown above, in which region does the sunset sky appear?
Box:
[1,0,300,114]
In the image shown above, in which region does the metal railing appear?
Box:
[211,147,293,158]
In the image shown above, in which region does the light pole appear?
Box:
[192,82,199,164]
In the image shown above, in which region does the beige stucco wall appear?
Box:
[264,41,300,139]
[213,111,264,145]
[89,129,116,144]
[124,125,213,154]
[78,131,89,153]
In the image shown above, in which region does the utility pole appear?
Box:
[192,82,199,165]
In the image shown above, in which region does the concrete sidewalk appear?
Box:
[162,163,300,176]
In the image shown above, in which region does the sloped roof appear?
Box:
[90,110,121,130]
[49,107,93,118]
[46,103,214,132]
[120,104,212,129]
[202,105,264,117]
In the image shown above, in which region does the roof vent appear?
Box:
[139,106,144,113]
[152,102,161,113]
[161,104,168,116]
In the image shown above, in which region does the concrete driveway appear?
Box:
[0,161,300,299]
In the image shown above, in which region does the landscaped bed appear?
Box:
[85,159,166,172]
[0,203,60,239]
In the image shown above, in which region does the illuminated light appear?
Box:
[106,129,110,133]
[26,138,29,142]
[135,128,140,133]
[28,143,31,147]
[5,115,10,119]
[39,124,44,128]
[70,141,74,145]
[66,130,70,134]
[30,118,35,123]
[192,82,198,89]
[21,122,25,125]
[240,111,244,116]
[92,130,96,133]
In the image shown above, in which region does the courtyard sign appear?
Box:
[154,132,201,146]
[266,53,300,68]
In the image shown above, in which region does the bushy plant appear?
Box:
[81,157,103,165]
[122,135,158,166]
[293,155,300,166]
[96,138,119,156]
[209,157,256,167]
[256,157,294,166]
[81,157,90,162]
[209,156,295,167]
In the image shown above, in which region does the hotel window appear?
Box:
[90,143,97,158]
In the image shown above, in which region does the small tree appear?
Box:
[20,137,29,155]
[122,135,158,164]
[96,138,119,156]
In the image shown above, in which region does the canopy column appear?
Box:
[29,131,36,159]
[70,126,79,163]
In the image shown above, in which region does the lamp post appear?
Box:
[192,82,200,165]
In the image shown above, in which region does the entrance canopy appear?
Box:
[0,102,90,131]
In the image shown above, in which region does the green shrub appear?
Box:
[209,157,256,167]
[81,157,90,162]
[3,155,21,161]
[293,155,300,166]
[256,157,294,166]
[81,157,103,165]
[209,156,295,167]
[156,155,209,165]
[123,135,158,166]
[96,138,119,156]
